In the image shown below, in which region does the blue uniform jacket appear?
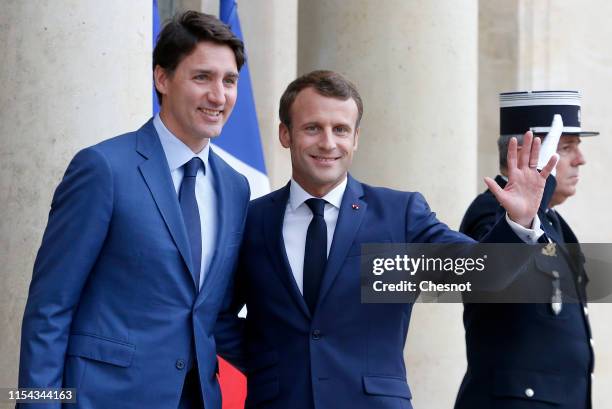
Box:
[454,175,593,409]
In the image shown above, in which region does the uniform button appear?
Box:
[524,388,535,398]
[176,359,185,370]
[312,329,321,340]
[577,276,583,283]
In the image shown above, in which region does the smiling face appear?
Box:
[550,135,586,206]
[279,87,360,197]
[154,41,238,153]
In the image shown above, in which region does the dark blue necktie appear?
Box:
[303,198,328,313]
[179,157,203,290]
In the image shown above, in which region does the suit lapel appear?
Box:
[265,183,312,319]
[316,176,367,309]
[556,212,587,280]
[495,174,586,288]
[540,209,564,244]
[136,120,195,285]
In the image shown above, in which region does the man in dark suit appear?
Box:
[216,71,556,409]
[18,11,250,409]
[455,91,597,409]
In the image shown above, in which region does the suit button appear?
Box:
[590,338,595,347]
[312,329,321,340]
[176,359,185,370]
[584,306,589,316]
[524,388,535,398]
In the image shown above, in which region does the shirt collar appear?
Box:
[289,177,347,211]
[154,114,210,172]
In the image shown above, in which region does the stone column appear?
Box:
[516,2,612,406]
[298,1,479,408]
[0,0,151,387]
[239,0,298,189]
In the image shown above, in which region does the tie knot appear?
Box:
[184,157,203,178]
[305,198,326,217]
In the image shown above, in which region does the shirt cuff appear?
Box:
[505,213,545,244]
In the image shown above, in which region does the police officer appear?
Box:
[455,91,597,409]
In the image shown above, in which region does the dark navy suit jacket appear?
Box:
[217,175,528,409]
[18,119,250,409]
[454,175,593,409]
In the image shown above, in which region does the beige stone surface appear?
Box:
[239,0,297,190]
[298,0,479,229]
[298,1,478,408]
[0,0,151,389]
[477,0,520,186]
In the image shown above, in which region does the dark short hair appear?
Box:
[279,70,364,129]
[498,133,552,171]
[153,10,245,103]
[498,133,525,171]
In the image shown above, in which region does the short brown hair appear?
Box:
[279,70,364,129]
[153,10,245,103]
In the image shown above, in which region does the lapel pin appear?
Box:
[352,204,360,210]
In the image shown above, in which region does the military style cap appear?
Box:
[499,90,599,136]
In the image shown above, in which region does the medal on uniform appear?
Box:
[551,270,562,315]
[542,242,557,257]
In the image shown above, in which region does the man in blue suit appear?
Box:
[18,11,250,409]
[216,71,557,409]
[455,91,597,409]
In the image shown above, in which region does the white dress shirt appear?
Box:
[283,178,346,294]
[154,114,217,290]
[498,175,546,242]
[282,177,543,294]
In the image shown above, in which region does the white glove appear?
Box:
[537,114,563,176]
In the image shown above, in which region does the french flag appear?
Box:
[217,0,268,407]
[215,0,270,199]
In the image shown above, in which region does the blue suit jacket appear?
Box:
[18,119,250,409]
[454,175,593,409]
[216,175,525,409]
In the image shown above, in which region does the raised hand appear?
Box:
[485,131,558,228]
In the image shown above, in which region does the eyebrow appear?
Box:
[190,69,240,79]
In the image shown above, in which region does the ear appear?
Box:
[153,65,169,97]
[279,123,291,149]
[353,127,360,151]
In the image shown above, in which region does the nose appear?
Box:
[318,128,336,150]
[207,80,226,106]
[573,146,586,166]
